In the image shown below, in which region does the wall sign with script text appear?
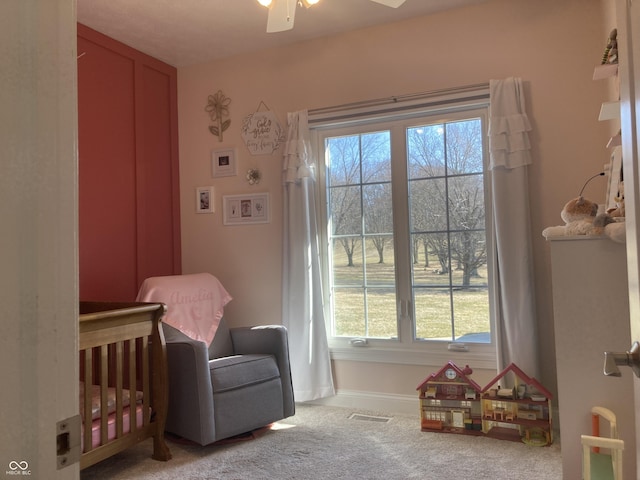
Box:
[241,109,285,156]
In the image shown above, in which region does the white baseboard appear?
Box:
[304,389,419,417]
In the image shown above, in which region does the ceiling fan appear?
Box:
[257,0,407,33]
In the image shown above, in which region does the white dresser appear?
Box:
[548,236,635,479]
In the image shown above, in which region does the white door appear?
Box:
[0,2,79,479]
[615,0,640,478]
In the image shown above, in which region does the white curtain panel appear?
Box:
[282,110,335,402]
[489,78,540,378]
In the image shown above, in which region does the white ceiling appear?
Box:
[77,0,487,67]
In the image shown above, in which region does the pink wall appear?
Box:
[177,0,613,398]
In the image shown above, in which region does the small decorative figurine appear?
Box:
[246,169,261,185]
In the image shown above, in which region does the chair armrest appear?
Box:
[163,326,216,445]
[230,325,295,417]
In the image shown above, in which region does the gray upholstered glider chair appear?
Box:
[137,273,295,445]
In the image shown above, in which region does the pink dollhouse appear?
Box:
[481,363,553,446]
[417,362,553,445]
[416,362,483,434]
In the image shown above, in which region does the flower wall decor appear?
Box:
[205,90,231,142]
[246,168,262,185]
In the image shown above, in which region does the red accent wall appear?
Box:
[78,24,181,301]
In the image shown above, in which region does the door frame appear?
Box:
[0,2,79,478]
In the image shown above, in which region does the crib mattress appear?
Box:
[81,404,145,450]
[80,382,146,450]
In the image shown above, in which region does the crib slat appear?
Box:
[142,336,150,426]
[115,340,124,438]
[129,337,137,434]
[100,344,109,446]
[83,348,93,453]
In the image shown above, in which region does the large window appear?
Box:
[315,103,496,364]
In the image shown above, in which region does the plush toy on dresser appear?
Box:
[542,195,626,243]
[542,196,613,237]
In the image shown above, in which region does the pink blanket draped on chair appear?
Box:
[136,273,232,345]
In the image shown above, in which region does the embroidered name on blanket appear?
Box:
[137,273,232,345]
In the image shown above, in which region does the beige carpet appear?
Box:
[81,404,562,479]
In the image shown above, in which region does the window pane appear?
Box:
[361,131,391,182]
[411,232,450,286]
[326,130,398,340]
[366,288,398,339]
[409,178,447,232]
[407,124,445,179]
[364,237,394,283]
[332,237,362,285]
[447,175,485,231]
[449,231,487,288]
[364,183,392,234]
[407,117,489,344]
[330,185,362,236]
[327,135,361,186]
[333,288,365,337]
[452,288,490,343]
[446,120,483,175]
[414,288,453,340]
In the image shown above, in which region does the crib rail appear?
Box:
[79,302,171,469]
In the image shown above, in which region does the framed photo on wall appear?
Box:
[196,186,214,213]
[223,192,269,225]
[212,148,237,177]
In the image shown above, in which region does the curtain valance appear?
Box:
[489,77,532,170]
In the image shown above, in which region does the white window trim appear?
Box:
[310,87,497,368]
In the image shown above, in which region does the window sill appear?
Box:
[329,344,497,370]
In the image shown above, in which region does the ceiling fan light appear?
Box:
[257,0,272,7]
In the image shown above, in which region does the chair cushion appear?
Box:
[209,354,280,393]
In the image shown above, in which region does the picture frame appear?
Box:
[212,148,237,177]
[223,192,270,225]
[196,186,214,213]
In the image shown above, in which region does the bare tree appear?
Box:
[328,136,362,266]
[328,132,391,266]
[407,119,486,286]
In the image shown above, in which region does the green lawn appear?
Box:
[331,241,491,340]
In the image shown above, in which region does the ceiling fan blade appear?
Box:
[369,0,406,7]
[267,0,298,33]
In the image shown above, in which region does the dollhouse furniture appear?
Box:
[581,406,624,480]
[136,273,295,445]
[79,302,172,469]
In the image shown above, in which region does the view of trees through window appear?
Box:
[325,115,491,343]
[407,119,490,342]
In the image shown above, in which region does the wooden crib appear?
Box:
[79,301,172,469]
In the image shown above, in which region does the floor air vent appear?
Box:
[348,413,392,423]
